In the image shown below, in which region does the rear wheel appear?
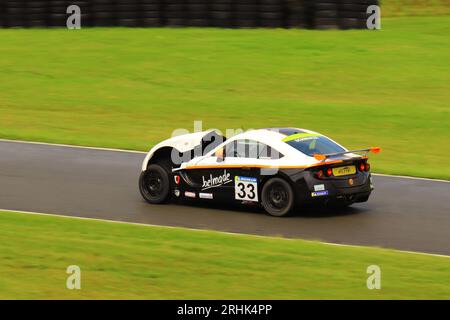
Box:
[139,164,171,204]
[261,178,294,217]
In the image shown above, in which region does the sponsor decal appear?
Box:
[282,133,321,142]
[311,190,329,197]
[174,175,181,185]
[174,189,180,197]
[241,200,259,205]
[235,176,258,202]
[235,176,257,183]
[314,184,325,192]
[184,191,196,198]
[202,170,232,190]
[199,192,213,199]
[295,136,319,142]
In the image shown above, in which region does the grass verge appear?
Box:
[382,0,450,17]
[0,210,449,299]
[0,16,449,179]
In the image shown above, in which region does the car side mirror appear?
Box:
[215,148,224,162]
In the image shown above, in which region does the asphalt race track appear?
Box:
[0,140,449,255]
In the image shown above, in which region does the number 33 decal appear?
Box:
[235,177,258,202]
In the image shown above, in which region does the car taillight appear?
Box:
[325,168,333,177]
[359,163,366,172]
[365,163,370,172]
[315,170,324,179]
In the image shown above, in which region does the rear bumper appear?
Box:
[312,190,372,205]
[289,170,373,205]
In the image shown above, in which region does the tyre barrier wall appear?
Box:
[0,0,379,29]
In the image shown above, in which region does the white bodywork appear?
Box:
[141,130,217,171]
[142,128,350,171]
[183,129,348,170]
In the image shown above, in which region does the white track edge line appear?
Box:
[0,208,448,259]
[371,173,449,183]
[0,138,147,154]
[1,138,449,183]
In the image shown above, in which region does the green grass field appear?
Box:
[0,210,449,299]
[383,0,450,16]
[0,16,449,179]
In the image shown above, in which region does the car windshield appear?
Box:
[284,134,345,156]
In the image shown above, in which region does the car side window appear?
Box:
[224,140,244,158]
[224,139,283,159]
[258,144,283,160]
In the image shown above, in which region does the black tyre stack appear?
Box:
[48,1,66,27]
[116,0,139,27]
[258,0,283,28]
[91,0,115,27]
[313,0,339,30]
[338,0,379,29]
[163,0,186,27]
[0,2,3,27]
[210,0,233,28]
[285,0,306,29]
[26,1,48,28]
[0,1,4,27]
[75,1,92,27]
[4,0,26,28]
[140,0,162,27]
[186,0,210,27]
[235,0,258,28]
[0,0,381,29]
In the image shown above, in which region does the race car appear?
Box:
[139,128,381,217]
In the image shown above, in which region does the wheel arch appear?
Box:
[141,130,225,171]
[142,146,181,171]
[259,169,301,206]
[259,170,296,193]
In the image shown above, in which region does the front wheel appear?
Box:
[139,164,171,204]
[261,178,295,217]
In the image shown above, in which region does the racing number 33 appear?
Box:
[235,176,258,202]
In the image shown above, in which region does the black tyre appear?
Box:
[261,178,294,217]
[139,164,171,204]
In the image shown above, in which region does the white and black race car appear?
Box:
[139,128,381,217]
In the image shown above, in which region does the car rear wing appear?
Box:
[313,147,381,161]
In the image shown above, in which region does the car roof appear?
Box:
[221,128,322,157]
[263,127,308,136]
[226,128,322,142]
[190,127,348,167]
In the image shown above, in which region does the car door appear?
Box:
[181,139,240,201]
[183,139,281,203]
